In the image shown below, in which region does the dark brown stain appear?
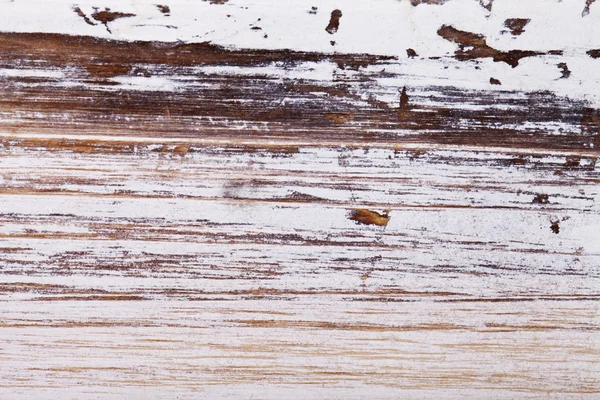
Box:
[557,63,571,79]
[399,86,409,110]
[489,49,541,68]
[583,0,596,16]
[437,26,490,49]
[90,8,136,33]
[489,77,501,85]
[73,6,96,26]
[587,49,600,58]
[437,25,548,67]
[326,9,342,34]
[251,26,262,30]
[406,48,418,58]
[398,86,410,121]
[156,5,171,15]
[348,209,391,227]
[503,18,530,36]
[204,0,229,4]
[532,194,550,205]
[550,220,560,234]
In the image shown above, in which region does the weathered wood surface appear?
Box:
[1,1,599,398]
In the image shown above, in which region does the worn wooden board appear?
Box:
[1,0,599,398]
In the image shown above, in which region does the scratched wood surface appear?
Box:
[1,0,600,398]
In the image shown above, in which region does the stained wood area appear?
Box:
[0,1,599,398]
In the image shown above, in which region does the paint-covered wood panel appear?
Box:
[0,0,599,398]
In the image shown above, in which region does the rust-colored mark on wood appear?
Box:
[504,18,530,36]
[326,9,343,34]
[173,145,189,157]
[407,48,418,58]
[348,209,391,227]
[437,25,548,67]
[490,77,501,85]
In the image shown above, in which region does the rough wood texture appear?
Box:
[1,0,599,398]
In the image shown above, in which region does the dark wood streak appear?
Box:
[0,33,597,151]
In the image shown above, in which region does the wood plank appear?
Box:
[0,0,599,398]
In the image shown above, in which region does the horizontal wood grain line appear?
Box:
[0,191,593,212]
[2,134,600,157]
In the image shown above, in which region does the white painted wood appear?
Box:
[0,1,599,398]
